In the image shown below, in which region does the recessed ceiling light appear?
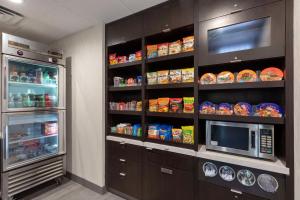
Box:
[9,0,23,4]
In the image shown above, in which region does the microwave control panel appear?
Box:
[260,129,273,154]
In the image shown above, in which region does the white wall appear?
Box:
[295,0,300,199]
[51,24,106,187]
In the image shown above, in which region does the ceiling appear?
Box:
[0,0,166,44]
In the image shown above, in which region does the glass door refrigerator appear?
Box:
[0,33,66,200]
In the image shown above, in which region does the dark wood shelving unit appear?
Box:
[108,60,142,69]
[146,51,194,63]
[147,111,194,119]
[198,114,285,124]
[145,138,195,150]
[108,86,142,91]
[146,83,194,90]
[108,110,143,116]
[198,81,285,90]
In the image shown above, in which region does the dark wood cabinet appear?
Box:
[198,181,269,200]
[106,13,143,47]
[197,0,280,22]
[107,141,142,199]
[143,0,194,36]
[198,1,285,66]
[142,148,194,200]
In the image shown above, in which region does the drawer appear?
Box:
[107,156,127,174]
[164,151,194,172]
[107,141,142,162]
[144,148,164,166]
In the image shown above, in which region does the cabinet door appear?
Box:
[106,13,143,46]
[198,181,233,200]
[198,0,279,22]
[198,1,285,66]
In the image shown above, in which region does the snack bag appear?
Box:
[169,98,183,113]
[147,72,158,85]
[200,73,217,85]
[158,98,170,112]
[148,124,160,139]
[234,102,252,116]
[169,40,182,55]
[217,71,235,84]
[182,126,194,144]
[260,67,284,81]
[158,43,169,57]
[199,101,216,114]
[237,70,257,83]
[133,124,142,137]
[147,45,158,59]
[128,54,136,62]
[183,97,194,113]
[159,124,172,141]
[109,53,118,65]
[117,56,127,64]
[136,101,142,112]
[216,103,233,115]
[182,68,194,83]
[135,50,142,61]
[253,103,284,118]
[172,128,183,143]
[149,99,158,112]
[182,36,194,52]
[169,69,182,83]
[157,70,169,84]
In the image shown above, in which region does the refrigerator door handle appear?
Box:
[59,110,66,154]
[4,66,7,100]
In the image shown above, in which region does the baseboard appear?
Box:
[66,172,106,195]
[108,187,139,200]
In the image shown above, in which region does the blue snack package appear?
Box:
[133,124,142,137]
[253,103,284,118]
[216,103,233,115]
[199,101,216,114]
[159,124,172,141]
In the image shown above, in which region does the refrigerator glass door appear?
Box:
[2,111,66,171]
[2,55,66,112]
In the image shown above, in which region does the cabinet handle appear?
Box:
[120,141,126,145]
[119,173,126,177]
[146,147,153,151]
[230,9,242,14]
[230,189,242,195]
[230,59,242,63]
[119,158,126,162]
[161,167,173,175]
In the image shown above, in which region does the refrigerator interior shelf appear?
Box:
[9,134,58,145]
[8,81,58,88]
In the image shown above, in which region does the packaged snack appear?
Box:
[109,53,118,65]
[137,76,142,86]
[147,45,158,59]
[136,101,142,111]
[116,123,131,134]
[135,50,142,61]
[157,70,169,84]
[169,98,183,113]
[172,128,183,143]
[253,103,284,118]
[199,101,216,114]
[182,36,194,52]
[182,68,194,83]
[44,122,58,136]
[147,72,158,85]
[148,124,160,139]
[113,77,123,87]
[183,97,194,113]
[237,69,257,83]
[157,43,169,57]
[133,124,142,137]
[117,56,127,64]
[182,126,194,144]
[216,103,233,115]
[159,124,172,141]
[169,69,182,83]
[234,102,252,116]
[128,54,136,62]
[169,40,182,55]
[260,67,284,81]
[158,98,170,112]
[217,71,235,84]
[200,73,217,85]
[149,99,158,112]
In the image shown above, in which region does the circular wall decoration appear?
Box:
[257,174,279,193]
[237,169,256,187]
[203,162,218,177]
[219,166,235,182]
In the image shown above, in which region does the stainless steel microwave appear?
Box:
[206,121,275,161]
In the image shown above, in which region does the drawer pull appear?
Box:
[230,9,242,14]
[119,173,126,177]
[120,141,126,145]
[230,189,242,195]
[119,158,126,162]
[146,147,153,151]
[230,59,242,63]
[161,168,173,175]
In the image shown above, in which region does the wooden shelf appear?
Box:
[198,81,285,91]
[145,138,195,150]
[146,83,194,89]
[147,111,194,119]
[146,51,194,63]
[198,114,285,124]
[108,86,142,91]
[109,110,142,116]
[107,133,142,141]
[108,60,142,69]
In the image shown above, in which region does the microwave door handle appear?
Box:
[251,131,256,149]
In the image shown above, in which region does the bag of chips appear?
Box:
[182,36,194,52]
[157,70,169,84]
[169,98,183,113]
[147,72,158,85]
[216,103,234,115]
[133,124,142,137]
[182,126,194,144]
[169,40,182,55]
[200,73,217,85]
[183,97,194,113]
[159,124,172,141]
[158,98,170,112]
[135,50,142,61]
[172,128,183,143]
[182,68,194,83]
[109,53,118,65]
[117,56,127,64]
[148,124,160,139]
[149,99,158,112]
[158,43,169,57]
[136,101,142,111]
[169,69,182,83]
[147,45,158,59]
